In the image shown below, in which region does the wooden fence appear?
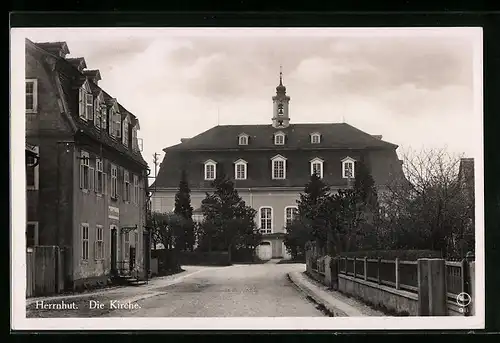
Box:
[338,256,470,297]
[26,246,65,297]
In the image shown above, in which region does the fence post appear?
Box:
[353,256,356,278]
[418,258,430,316]
[377,257,381,284]
[395,257,400,290]
[364,257,368,281]
[418,258,447,316]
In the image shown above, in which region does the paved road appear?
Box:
[104,262,324,317]
[26,263,324,317]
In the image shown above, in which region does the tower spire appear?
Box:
[272,65,290,128]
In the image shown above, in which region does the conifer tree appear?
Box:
[174,170,195,251]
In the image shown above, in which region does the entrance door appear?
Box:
[110,227,117,275]
[256,242,272,260]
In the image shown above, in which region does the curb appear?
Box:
[287,271,365,317]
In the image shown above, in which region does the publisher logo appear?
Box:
[456,292,472,308]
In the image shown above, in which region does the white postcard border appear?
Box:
[10,27,485,331]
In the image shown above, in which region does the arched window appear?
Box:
[342,157,356,178]
[234,159,247,180]
[271,155,287,179]
[311,132,321,144]
[204,160,217,180]
[310,157,324,179]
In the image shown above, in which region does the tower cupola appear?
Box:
[272,66,291,128]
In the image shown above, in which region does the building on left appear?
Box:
[25,39,151,293]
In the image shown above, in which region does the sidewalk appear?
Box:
[288,271,385,317]
[26,266,214,306]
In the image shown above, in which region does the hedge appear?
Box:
[179,251,231,266]
[337,250,442,261]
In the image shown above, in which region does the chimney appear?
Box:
[180,138,191,143]
[35,41,70,58]
[83,69,102,85]
[66,57,87,73]
[372,135,383,140]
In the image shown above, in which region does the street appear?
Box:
[26,262,325,317]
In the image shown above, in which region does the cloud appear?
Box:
[20,28,480,171]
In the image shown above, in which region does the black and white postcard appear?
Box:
[11,27,484,330]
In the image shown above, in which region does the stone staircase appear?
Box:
[112,269,148,286]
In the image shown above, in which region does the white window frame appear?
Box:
[274,132,285,145]
[342,157,356,179]
[132,127,138,151]
[204,160,217,180]
[25,79,38,113]
[114,110,121,138]
[122,117,129,147]
[102,106,108,131]
[95,225,104,261]
[259,207,273,234]
[26,221,39,248]
[111,164,118,199]
[26,145,39,190]
[271,155,287,180]
[81,223,90,261]
[311,132,321,144]
[94,94,103,129]
[78,81,93,121]
[234,159,247,180]
[123,170,130,202]
[310,157,324,179]
[80,150,90,192]
[133,174,139,205]
[238,134,249,146]
[86,92,94,121]
[95,159,103,195]
[284,206,299,229]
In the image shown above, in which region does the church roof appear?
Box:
[164,123,398,152]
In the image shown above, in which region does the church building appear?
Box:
[150,71,403,260]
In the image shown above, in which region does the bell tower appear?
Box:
[272,66,291,128]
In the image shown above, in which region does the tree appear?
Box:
[174,170,195,251]
[283,218,314,260]
[379,148,474,258]
[352,160,381,250]
[199,171,261,260]
[295,173,332,254]
[147,211,184,272]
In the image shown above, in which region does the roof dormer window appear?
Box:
[238,133,249,146]
[204,160,217,181]
[311,132,321,144]
[234,159,248,180]
[274,132,285,145]
[271,154,287,179]
[122,116,129,147]
[342,157,356,179]
[78,80,93,121]
[310,157,324,179]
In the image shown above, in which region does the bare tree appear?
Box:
[379,147,474,258]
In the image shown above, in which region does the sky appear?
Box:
[18,28,483,176]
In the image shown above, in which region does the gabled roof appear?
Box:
[27,39,147,167]
[164,123,398,151]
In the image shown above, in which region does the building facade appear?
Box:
[25,39,150,289]
[150,72,403,260]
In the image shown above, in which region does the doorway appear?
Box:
[110,227,117,275]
